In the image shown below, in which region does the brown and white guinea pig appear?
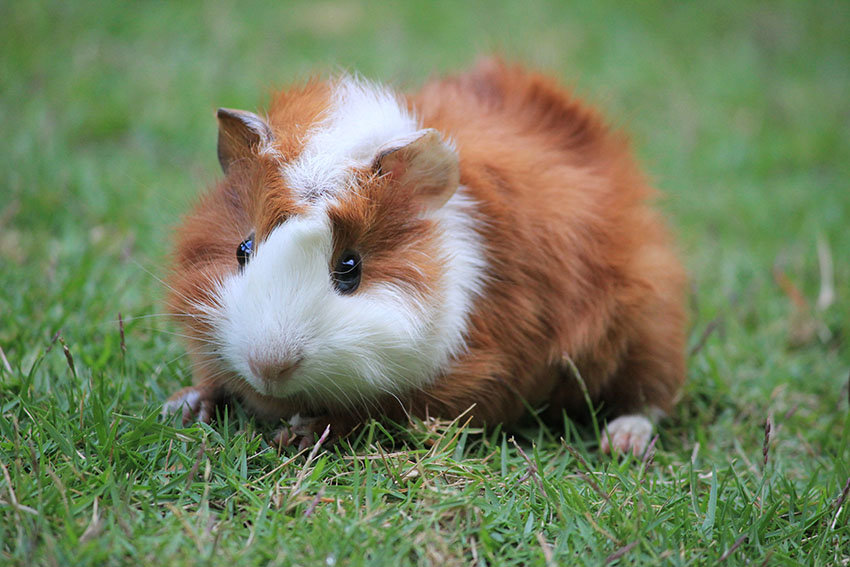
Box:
[163,59,687,455]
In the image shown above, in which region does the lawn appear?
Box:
[1,1,849,565]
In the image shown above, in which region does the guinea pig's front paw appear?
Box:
[600,414,654,457]
[272,414,348,451]
[162,385,219,426]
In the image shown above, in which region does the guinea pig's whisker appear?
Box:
[162,350,189,364]
[131,259,187,297]
[315,366,368,412]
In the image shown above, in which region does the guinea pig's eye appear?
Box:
[236,234,255,271]
[332,250,361,294]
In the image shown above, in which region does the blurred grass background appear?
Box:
[1,1,849,565]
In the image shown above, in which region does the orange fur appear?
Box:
[400,60,687,424]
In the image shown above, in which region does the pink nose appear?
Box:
[248,357,301,384]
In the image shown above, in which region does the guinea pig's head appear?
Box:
[169,77,485,409]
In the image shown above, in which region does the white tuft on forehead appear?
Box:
[283,77,419,200]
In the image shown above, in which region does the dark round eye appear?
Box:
[236,234,254,271]
[332,250,361,294]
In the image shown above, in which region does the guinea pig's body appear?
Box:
[164,60,686,455]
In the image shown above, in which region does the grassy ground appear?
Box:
[2,1,849,565]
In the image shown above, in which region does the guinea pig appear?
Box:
[163,59,687,456]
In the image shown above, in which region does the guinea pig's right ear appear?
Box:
[372,129,460,211]
[216,108,274,173]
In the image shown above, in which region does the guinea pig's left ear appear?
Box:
[216,108,274,174]
[372,129,459,210]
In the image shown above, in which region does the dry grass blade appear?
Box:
[584,511,619,544]
[59,337,77,378]
[0,345,12,373]
[641,435,658,470]
[717,534,747,562]
[118,312,126,356]
[510,437,544,492]
[561,354,592,408]
[762,416,772,468]
[374,441,401,484]
[303,486,326,518]
[815,234,834,311]
[562,442,609,502]
[185,441,207,488]
[772,262,808,310]
[536,532,555,566]
[689,317,721,357]
[420,405,476,459]
[290,425,331,497]
[830,475,850,530]
[79,498,103,544]
[1,460,39,516]
[834,475,850,509]
[690,442,701,465]
[253,450,307,483]
[604,540,638,564]
[772,258,831,346]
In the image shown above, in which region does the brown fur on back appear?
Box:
[390,59,687,423]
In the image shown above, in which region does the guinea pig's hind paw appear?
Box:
[162,386,217,426]
[600,414,654,457]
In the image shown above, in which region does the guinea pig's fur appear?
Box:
[164,59,686,455]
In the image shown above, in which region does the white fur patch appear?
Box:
[283,77,419,200]
[203,78,487,409]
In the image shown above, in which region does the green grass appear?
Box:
[2,1,849,565]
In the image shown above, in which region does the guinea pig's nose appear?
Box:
[248,357,302,384]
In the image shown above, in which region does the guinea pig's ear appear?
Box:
[372,129,459,211]
[216,108,274,173]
